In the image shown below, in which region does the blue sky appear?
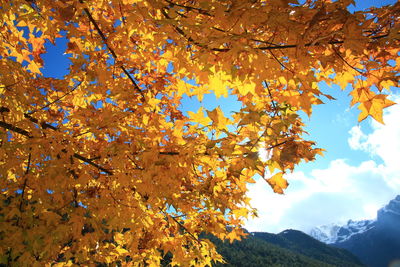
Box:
[247,93,400,233]
[40,0,399,233]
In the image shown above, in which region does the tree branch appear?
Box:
[164,0,213,17]
[159,151,180,155]
[161,9,391,54]
[0,120,113,175]
[73,153,113,175]
[0,121,32,138]
[268,50,295,74]
[159,207,202,245]
[28,81,83,115]
[264,81,278,113]
[1,106,58,130]
[161,8,196,44]
[266,141,287,150]
[80,1,144,99]
[257,34,389,50]
[332,45,365,75]
[17,151,32,225]
[24,114,58,130]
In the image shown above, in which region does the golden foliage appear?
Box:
[0,0,399,265]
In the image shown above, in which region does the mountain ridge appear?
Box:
[251,229,363,267]
[207,229,364,267]
[310,195,400,267]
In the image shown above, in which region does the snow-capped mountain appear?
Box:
[310,195,400,267]
[309,223,342,244]
[377,194,400,223]
[310,219,375,244]
[310,195,400,244]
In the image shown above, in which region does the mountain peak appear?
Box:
[309,195,400,267]
[378,195,400,217]
[310,196,400,244]
[310,220,375,244]
[376,195,400,231]
[279,229,303,235]
[308,224,339,244]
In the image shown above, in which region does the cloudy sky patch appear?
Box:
[246,95,400,233]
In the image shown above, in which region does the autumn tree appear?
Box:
[0,0,399,265]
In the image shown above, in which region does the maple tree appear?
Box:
[0,0,399,265]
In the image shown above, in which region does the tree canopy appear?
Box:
[0,0,399,265]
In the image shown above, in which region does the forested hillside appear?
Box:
[161,231,364,267]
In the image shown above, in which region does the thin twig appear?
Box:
[263,81,278,113]
[28,81,83,115]
[268,50,295,74]
[80,2,144,98]
[257,34,389,50]
[73,153,113,175]
[159,208,201,245]
[19,152,32,210]
[127,155,144,170]
[0,121,113,175]
[164,0,213,16]
[161,8,203,48]
[25,152,32,174]
[162,10,391,54]
[17,151,32,225]
[24,0,45,19]
[332,45,364,75]
[266,141,287,150]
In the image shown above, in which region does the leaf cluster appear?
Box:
[0,0,399,265]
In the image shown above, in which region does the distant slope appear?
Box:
[200,230,364,267]
[333,196,400,267]
[310,195,400,267]
[334,225,400,267]
[207,233,335,267]
[310,220,375,244]
[252,230,363,267]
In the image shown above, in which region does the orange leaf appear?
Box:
[266,172,288,194]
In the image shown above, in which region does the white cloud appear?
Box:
[246,95,400,234]
[348,126,368,151]
[348,95,400,184]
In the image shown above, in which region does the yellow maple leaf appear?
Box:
[336,71,355,90]
[358,95,396,123]
[266,172,288,194]
[349,87,375,106]
[208,67,229,98]
[188,107,212,125]
[232,207,249,218]
[176,79,191,96]
[27,61,41,74]
[206,107,229,131]
[237,81,256,96]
